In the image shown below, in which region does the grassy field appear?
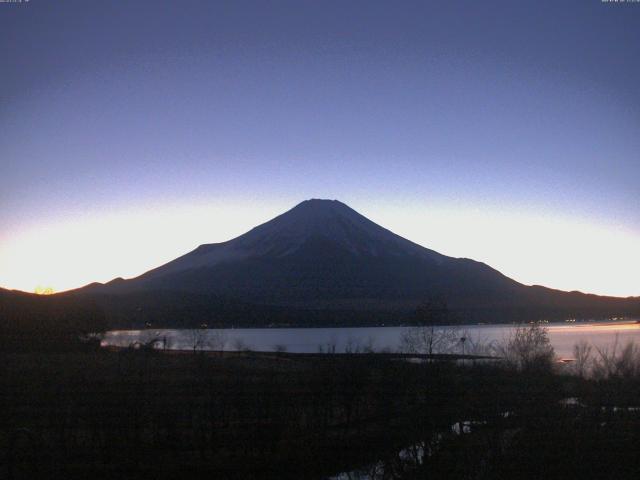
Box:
[1,347,639,479]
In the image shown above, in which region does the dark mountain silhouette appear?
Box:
[63,199,639,327]
[0,287,106,350]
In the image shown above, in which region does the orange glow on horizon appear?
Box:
[34,286,55,295]
[548,322,640,333]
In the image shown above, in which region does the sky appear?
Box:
[1,0,639,297]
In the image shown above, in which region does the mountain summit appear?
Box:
[235,198,443,259]
[138,199,446,283]
[230,198,442,259]
[78,199,639,326]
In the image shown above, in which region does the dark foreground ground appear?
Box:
[1,348,639,480]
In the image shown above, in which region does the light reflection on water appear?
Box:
[546,321,640,357]
[102,320,640,358]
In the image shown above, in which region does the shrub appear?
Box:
[497,324,555,372]
[592,337,640,380]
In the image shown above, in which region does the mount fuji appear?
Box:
[72,199,639,327]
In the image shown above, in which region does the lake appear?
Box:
[102,319,640,359]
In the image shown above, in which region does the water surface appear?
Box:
[102,320,640,358]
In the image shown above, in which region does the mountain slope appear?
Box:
[136,199,447,281]
[71,199,639,326]
[98,200,520,303]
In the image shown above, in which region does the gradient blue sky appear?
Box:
[1,0,639,296]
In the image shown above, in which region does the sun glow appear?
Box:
[363,203,640,298]
[34,286,55,295]
[0,201,284,294]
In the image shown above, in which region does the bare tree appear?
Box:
[401,297,467,358]
[188,328,210,354]
[459,329,498,356]
[209,330,227,353]
[572,340,593,378]
[496,324,555,372]
[343,336,376,354]
[317,336,338,354]
[592,336,640,379]
[400,325,460,355]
